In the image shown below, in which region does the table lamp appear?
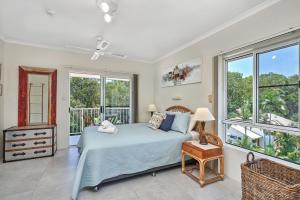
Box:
[147,104,157,116]
[194,107,215,145]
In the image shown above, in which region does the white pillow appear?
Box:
[188,114,196,132]
[190,130,199,141]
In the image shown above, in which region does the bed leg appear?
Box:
[152,172,156,177]
[94,186,100,192]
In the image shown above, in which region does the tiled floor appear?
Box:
[0,147,242,200]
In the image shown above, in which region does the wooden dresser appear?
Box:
[3,125,57,162]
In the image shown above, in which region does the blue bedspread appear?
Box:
[71,123,192,199]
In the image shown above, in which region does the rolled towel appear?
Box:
[97,126,118,134]
[101,120,114,129]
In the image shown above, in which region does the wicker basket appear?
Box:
[241,152,300,200]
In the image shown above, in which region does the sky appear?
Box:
[228,44,299,77]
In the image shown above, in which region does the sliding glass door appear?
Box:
[69,73,132,137]
[104,77,131,124]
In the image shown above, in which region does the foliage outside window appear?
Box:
[225,42,300,164]
[69,76,131,133]
[227,56,253,121]
[226,124,300,164]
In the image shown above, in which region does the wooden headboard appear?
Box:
[165,105,194,114]
[166,105,201,132]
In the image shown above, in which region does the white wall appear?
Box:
[1,42,154,152]
[0,39,4,154]
[154,0,300,181]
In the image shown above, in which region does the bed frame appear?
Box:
[93,105,196,191]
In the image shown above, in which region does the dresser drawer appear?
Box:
[5,148,52,161]
[5,129,52,141]
[5,138,52,150]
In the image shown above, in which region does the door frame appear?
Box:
[68,70,133,135]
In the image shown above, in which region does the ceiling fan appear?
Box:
[65,36,127,60]
[90,36,110,60]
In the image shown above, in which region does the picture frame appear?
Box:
[161,58,202,87]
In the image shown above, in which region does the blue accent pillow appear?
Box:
[167,112,190,134]
[159,114,175,131]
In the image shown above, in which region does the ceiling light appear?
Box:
[104,14,112,23]
[100,2,110,13]
[97,40,110,50]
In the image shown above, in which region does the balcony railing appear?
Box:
[70,107,130,135]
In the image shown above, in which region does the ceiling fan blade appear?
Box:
[65,45,92,52]
[105,51,127,59]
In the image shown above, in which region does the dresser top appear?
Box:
[5,124,56,131]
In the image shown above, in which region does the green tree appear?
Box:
[70,77,100,108]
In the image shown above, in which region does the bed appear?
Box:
[71,106,198,200]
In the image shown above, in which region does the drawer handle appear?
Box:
[12,143,26,147]
[12,152,26,156]
[34,150,47,154]
[34,132,47,136]
[34,141,47,145]
[12,133,26,137]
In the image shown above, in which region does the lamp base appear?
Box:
[198,121,208,145]
[199,141,208,145]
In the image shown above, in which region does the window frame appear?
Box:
[223,39,300,133]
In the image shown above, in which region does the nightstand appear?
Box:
[181,133,224,187]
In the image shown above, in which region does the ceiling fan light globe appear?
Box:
[100,2,110,13]
[104,13,112,23]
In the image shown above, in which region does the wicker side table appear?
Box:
[181,133,224,187]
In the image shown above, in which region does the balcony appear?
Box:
[70,107,130,135]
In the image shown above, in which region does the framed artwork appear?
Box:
[161,58,202,87]
[0,84,2,96]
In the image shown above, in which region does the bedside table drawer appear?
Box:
[183,141,222,159]
[183,144,203,158]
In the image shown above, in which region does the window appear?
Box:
[227,56,253,121]
[224,39,300,164]
[258,45,299,128]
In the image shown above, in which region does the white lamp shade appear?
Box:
[194,107,215,121]
[147,104,157,112]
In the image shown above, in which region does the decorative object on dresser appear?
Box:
[241,152,300,200]
[181,133,224,187]
[193,107,215,145]
[147,104,157,116]
[18,66,57,126]
[3,125,57,162]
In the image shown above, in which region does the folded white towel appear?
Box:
[101,120,114,129]
[97,126,118,134]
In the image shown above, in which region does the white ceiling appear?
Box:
[0,0,278,62]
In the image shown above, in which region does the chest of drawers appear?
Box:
[3,125,57,162]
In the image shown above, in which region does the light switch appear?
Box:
[208,95,213,103]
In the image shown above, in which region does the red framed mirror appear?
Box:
[18,66,57,126]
